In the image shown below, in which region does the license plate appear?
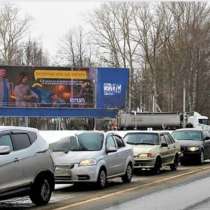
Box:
[55,167,71,177]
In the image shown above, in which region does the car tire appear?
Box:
[198,151,204,164]
[170,155,179,171]
[122,163,133,183]
[180,159,186,166]
[30,176,53,206]
[96,169,107,189]
[152,157,161,175]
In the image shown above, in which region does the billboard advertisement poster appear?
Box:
[0,66,95,108]
[96,68,129,109]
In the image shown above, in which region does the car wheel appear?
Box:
[30,176,53,206]
[170,155,179,171]
[96,169,107,189]
[152,158,161,175]
[180,159,186,166]
[199,151,204,164]
[122,163,133,183]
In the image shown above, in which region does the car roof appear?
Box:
[40,130,105,145]
[0,126,38,133]
[174,128,203,132]
[76,130,105,135]
[122,130,170,135]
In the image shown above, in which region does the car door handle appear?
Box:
[14,158,19,162]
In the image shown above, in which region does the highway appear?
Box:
[1,162,210,210]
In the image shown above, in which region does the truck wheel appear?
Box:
[152,158,161,175]
[30,176,53,206]
[96,169,107,189]
[122,163,133,183]
[170,155,178,171]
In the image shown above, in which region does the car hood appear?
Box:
[127,144,157,155]
[52,151,102,165]
[177,140,202,147]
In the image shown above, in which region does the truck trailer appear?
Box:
[118,111,209,130]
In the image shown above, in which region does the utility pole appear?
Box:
[183,80,186,128]
[152,95,155,112]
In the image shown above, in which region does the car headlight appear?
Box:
[187,146,200,152]
[137,153,156,159]
[79,159,97,166]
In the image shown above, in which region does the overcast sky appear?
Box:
[7,1,102,62]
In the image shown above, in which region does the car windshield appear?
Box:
[50,133,104,152]
[172,131,202,141]
[124,133,159,145]
[50,136,80,152]
[76,133,104,151]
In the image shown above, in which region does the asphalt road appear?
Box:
[1,162,210,210]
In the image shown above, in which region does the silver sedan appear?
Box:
[50,131,134,188]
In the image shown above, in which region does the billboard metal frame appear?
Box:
[0,107,118,118]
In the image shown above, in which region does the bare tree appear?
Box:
[0,4,30,64]
[90,2,140,110]
[57,27,95,67]
[23,39,49,66]
[156,2,210,113]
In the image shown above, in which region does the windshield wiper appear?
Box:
[127,142,155,145]
[127,142,139,145]
[140,143,155,145]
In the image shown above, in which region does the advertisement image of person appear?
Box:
[51,94,66,107]
[78,81,93,107]
[14,72,38,107]
[32,83,54,107]
[0,68,10,107]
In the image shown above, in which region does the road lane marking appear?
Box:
[53,166,210,210]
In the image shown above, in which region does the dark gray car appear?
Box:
[0,126,55,206]
[172,128,210,164]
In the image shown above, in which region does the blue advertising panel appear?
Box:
[96,68,129,109]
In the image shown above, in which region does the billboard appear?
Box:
[96,68,129,109]
[0,66,128,115]
[0,66,95,108]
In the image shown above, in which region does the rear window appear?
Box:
[124,133,159,145]
[28,131,37,144]
[114,135,125,148]
[12,133,31,151]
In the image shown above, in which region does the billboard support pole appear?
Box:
[25,117,29,127]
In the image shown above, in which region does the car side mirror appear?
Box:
[64,149,69,154]
[0,146,11,155]
[106,147,117,153]
[161,143,168,147]
[204,136,210,141]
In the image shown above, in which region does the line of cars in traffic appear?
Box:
[0,126,209,206]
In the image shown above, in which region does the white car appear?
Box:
[50,131,134,188]
[0,126,55,205]
[123,131,180,174]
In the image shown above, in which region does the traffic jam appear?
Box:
[0,121,210,209]
[0,65,210,210]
